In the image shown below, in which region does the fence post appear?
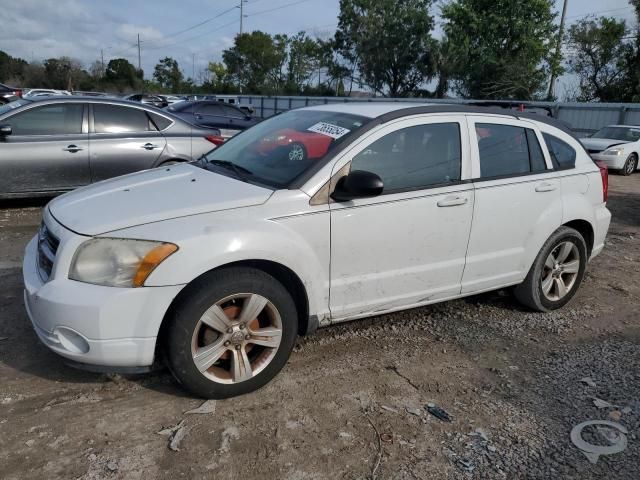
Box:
[274,97,278,115]
[618,106,629,125]
[305,97,309,106]
[288,97,292,111]
[260,97,264,118]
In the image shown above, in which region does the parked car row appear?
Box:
[0,97,224,197]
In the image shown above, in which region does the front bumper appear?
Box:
[23,235,184,368]
[591,153,627,170]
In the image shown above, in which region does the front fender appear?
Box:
[112,209,330,318]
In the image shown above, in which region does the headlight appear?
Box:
[69,238,178,287]
[602,147,624,156]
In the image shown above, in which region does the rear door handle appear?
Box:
[437,196,468,207]
[63,145,82,153]
[141,143,160,150]
[535,182,557,192]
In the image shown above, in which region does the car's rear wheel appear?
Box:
[514,227,587,312]
[621,153,637,176]
[165,267,298,398]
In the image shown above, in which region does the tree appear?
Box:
[334,0,437,97]
[222,31,288,94]
[105,58,140,91]
[0,50,27,83]
[567,17,631,102]
[153,57,183,92]
[441,0,558,100]
[286,32,321,93]
[42,57,91,90]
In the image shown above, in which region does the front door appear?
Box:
[0,102,90,194]
[329,115,474,320]
[89,103,167,182]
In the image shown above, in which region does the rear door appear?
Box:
[220,105,254,133]
[0,102,90,194]
[88,103,167,182]
[461,116,562,293]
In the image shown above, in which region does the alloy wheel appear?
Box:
[190,293,283,384]
[625,156,637,175]
[541,241,580,301]
[288,144,305,161]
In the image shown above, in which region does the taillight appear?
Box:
[205,134,225,146]
[595,160,609,202]
[14,89,22,98]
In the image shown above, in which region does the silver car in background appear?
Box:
[0,97,224,198]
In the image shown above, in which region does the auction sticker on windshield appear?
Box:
[307,122,351,139]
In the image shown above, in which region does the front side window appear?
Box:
[476,123,549,178]
[543,133,577,169]
[198,104,224,115]
[200,109,370,188]
[8,104,83,135]
[93,104,155,134]
[351,123,462,192]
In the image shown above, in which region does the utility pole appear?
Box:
[137,33,142,72]
[548,0,568,100]
[192,53,195,80]
[240,0,244,35]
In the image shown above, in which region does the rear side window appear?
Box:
[476,124,549,178]
[148,112,172,131]
[543,133,576,169]
[8,104,83,135]
[351,122,462,192]
[93,104,155,133]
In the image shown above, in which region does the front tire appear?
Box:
[514,227,587,312]
[621,153,637,176]
[165,267,298,399]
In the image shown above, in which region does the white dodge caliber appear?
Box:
[23,103,611,398]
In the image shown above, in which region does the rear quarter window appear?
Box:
[543,133,576,170]
[148,112,172,131]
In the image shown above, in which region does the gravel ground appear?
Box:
[0,175,638,479]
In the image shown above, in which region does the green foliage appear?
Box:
[0,50,27,83]
[567,17,632,102]
[335,0,437,97]
[153,57,183,93]
[105,58,141,91]
[441,0,558,100]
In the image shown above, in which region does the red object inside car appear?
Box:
[256,128,334,159]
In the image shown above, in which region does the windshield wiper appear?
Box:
[208,160,253,181]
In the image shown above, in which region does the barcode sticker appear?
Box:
[307,122,351,139]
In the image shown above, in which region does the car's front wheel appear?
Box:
[514,226,587,312]
[621,153,638,176]
[165,267,298,398]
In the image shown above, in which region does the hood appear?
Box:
[49,164,273,235]
[580,137,628,151]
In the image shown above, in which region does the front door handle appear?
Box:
[437,196,468,207]
[63,144,82,153]
[141,143,160,150]
[535,182,557,192]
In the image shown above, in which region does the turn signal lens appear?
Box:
[132,243,178,287]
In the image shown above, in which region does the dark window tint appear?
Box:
[198,104,224,115]
[148,112,172,130]
[222,105,243,117]
[168,102,194,113]
[527,129,547,172]
[351,123,462,192]
[477,124,531,178]
[543,133,576,169]
[8,104,83,135]
[93,104,155,133]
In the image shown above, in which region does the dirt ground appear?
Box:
[0,176,639,480]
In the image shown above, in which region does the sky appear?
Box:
[0,0,637,96]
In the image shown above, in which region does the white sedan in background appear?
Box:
[581,125,640,175]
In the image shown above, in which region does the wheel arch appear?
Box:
[158,259,314,354]
[563,219,594,257]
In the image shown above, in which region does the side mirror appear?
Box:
[0,125,12,136]
[330,170,384,202]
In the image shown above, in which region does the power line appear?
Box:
[565,6,633,20]
[246,0,316,18]
[162,5,237,40]
[144,19,240,51]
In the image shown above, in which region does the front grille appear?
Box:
[37,222,59,281]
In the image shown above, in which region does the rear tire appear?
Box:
[621,153,637,176]
[165,267,298,399]
[514,227,587,312]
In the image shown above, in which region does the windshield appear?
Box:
[199,109,370,188]
[592,126,640,142]
[0,99,31,115]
